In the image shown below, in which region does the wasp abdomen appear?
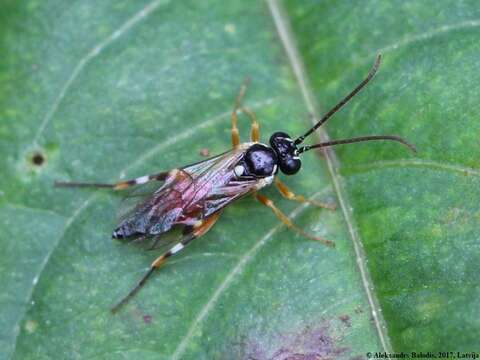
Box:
[112,225,138,239]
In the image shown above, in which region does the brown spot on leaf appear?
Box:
[338,315,351,327]
[199,148,210,157]
[240,321,349,360]
[143,314,152,324]
[31,151,46,166]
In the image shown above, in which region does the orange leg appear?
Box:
[274,178,336,210]
[231,78,261,147]
[255,193,335,248]
[151,214,221,268]
[111,213,221,313]
[241,106,260,143]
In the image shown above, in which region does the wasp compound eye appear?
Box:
[269,131,301,175]
[244,144,278,177]
[279,156,301,175]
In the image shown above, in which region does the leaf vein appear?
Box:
[31,0,168,147]
[2,201,64,218]
[120,96,277,177]
[267,0,392,352]
[11,98,275,357]
[170,188,330,360]
[348,158,480,177]
[376,19,480,56]
[10,194,99,357]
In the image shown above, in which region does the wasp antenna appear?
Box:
[297,135,417,154]
[294,54,382,145]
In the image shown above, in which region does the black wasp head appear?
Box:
[269,132,301,175]
[244,143,278,177]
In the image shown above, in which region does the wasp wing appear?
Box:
[117,179,170,221]
[115,151,229,229]
[113,145,260,241]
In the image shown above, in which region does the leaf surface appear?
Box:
[284,0,480,351]
[1,0,478,359]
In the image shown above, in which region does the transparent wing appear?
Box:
[116,151,230,224]
[117,180,168,221]
[128,226,184,251]
[114,147,259,242]
[202,178,259,217]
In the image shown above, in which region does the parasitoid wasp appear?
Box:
[56,54,416,313]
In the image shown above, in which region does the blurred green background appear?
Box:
[1,0,479,359]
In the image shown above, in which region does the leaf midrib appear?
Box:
[267,0,391,351]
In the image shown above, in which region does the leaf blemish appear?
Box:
[30,151,46,167]
[224,23,236,34]
[199,148,211,157]
[239,321,349,360]
[354,306,363,314]
[24,320,38,334]
[338,314,351,327]
[143,314,153,324]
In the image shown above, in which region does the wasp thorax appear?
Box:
[269,131,301,175]
[244,144,278,177]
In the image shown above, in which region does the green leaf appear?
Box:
[1,0,478,359]
[284,0,480,352]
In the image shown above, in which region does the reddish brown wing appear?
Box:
[113,145,259,240]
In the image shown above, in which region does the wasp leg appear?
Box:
[55,171,169,191]
[240,106,260,143]
[274,178,336,210]
[147,235,164,251]
[231,78,261,146]
[255,193,335,248]
[111,213,221,313]
[231,79,249,148]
